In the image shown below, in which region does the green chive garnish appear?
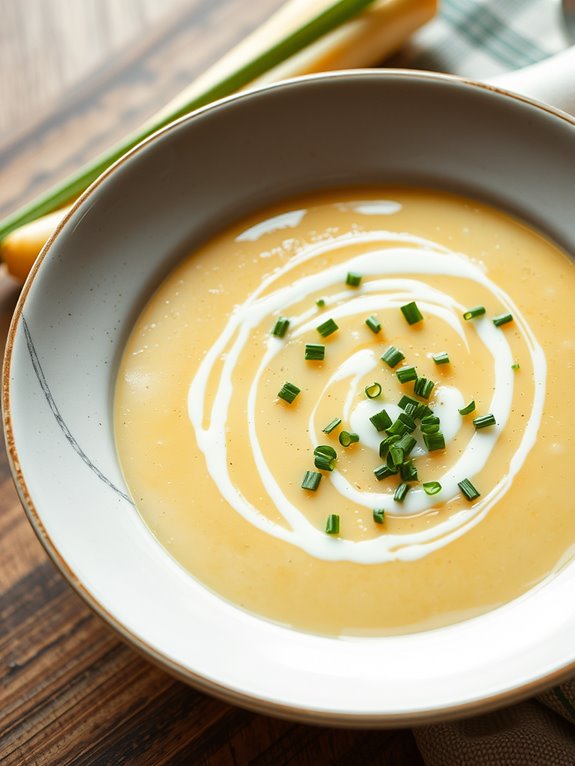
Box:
[305,343,325,361]
[432,352,450,365]
[365,382,382,399]
[316,318,339,337]
[512,362,520,370]
[398,394,419,412]
[400,460,418,482]
[420,415,441,435]
[424,432,445,451]
[463,306,486,320]
[379,434,400,458]
[322,417,341,434]
[346,271,362,287]
[339,431,359,447]
[493,312,513,327]
[272,317,290,338]
[414,377,435,399]
[395,433,417,457]
[458,400,476,416]
[314,445,337,472]
[381,346,405,368]
[389,445,404,468]
[315,445,337,459]
[394,482,411,503]
[423,481,442,495]
[278,381,300,404]
[386,416,412,437]
[370,409,392,432]
[325,514,340,534]
[316,298,326,308]
[314,454,335,471]
[301,471,322,491]
[400,301,424,325]
[373,509,385,525]
[374,464,396,481]
[396,365,418,384]
[414,403,433,420]
[473,413,496,430]
[458,478,480,501]
[365,315,381,334]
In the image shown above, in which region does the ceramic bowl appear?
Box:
[4,70,575,726]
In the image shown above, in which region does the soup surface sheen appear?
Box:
[115,189,575,636]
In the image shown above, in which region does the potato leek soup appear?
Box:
[115,188,575,636]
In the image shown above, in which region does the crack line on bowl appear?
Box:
[21,315,133,504]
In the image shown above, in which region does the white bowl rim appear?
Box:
[4,68,575,727]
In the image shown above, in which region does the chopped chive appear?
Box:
[314,445,337,471]
[414,377,435,399]
[414,403,433,420]
[398,412,416,431]
[314,445,337,459]
[423,481,442,496]
[316,318,339,337]
[389,445,404,468]
[512,362,520,370]
[365,382,382,399]
[396,365,418,384]
[322,417,341,434]
[421,415,441,435]
[386,417,410,438]
[379,434,400,458]
[424,432,445,452]
[278,381,300,404]
[381,346,405,368]
[373,509,385,525]
[346,271,362,287]
[432,352,450,365]
[404,402,418,417]
[339,431,359,447]
[458,478,480,501]
[398,394,419,412]
[493,312,513,327]
[301,471,321,491]
[370,409,392,432]
[316,298,326,308]
[272,316,290,338]
[394,482,411,503]
[395,433,417,457]
[463,305,486,320]
[365,315,381,334]
[400,460,418,482]
[325,514,340,534]
[400,301,424,325]
[314,454,335,471]
[305,343,325,361]
[473,413,496,430]
[374,464,396,481]
[458,400,476,416]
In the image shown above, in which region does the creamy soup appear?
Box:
[115,188,575,636]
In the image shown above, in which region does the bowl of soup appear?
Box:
[4,70,575,725]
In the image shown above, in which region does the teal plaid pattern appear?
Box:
[391,0,571,76]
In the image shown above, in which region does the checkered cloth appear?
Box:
[389,1,575,763]
[391,0,571,76]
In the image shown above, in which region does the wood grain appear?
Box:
[0,2,425,763]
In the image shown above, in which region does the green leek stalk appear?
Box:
[0,0,378,243]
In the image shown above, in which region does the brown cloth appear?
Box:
[413,680,575,764]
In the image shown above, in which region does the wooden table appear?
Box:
[0,2,425,762]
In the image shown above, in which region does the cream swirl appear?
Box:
[188,225,545,563]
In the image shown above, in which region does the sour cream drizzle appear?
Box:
[188,222,546,563]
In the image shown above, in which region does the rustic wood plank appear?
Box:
[0,2,425,763]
